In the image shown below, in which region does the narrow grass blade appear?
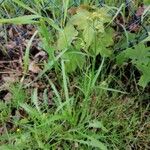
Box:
[61,60,71,113]
[63,0,69,26]
[13,0,39,15]
[44,17,61,31]
[92,57,105,88]
[23,30,38,73]
[61,60,69,101]
[26,48,68,88]
[0,15,41,24]
[106,3,124,28]
[45,75,63,109]
[97,86,128,94]
[38,19,54,59]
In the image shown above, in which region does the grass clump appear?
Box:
[0,0,150,149]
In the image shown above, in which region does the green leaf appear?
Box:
[100,28,114,47]
[38,19,54,59]
[68,6,112,56]
[125,44,150,65]
[144,0,150,5]
[13,0,39,15]
[0,15,41,24]
[91,28,114,56]
[57,24,78,50]
[70,6,110,31]
[70,9,90,30]
[142,32,150,42]
[116,51,127,65]
[117,44,150,66]
[31,88,40,112]
[77,132,107,150]
[136,63,150,88]
[116,43,150,88]
[63,50,86,72]
[63,0,69,24]
[83,25,95,49]
[23,30,38,73]
[89,120,108,132]
[20,103,39,117]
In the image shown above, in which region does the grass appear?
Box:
[0,0,150,149]
[0,72,150,149]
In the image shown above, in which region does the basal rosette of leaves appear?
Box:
[57,6,114,72]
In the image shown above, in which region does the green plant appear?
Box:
[57,5,114,72]
[117,43,150,88]
[0,0,150,149]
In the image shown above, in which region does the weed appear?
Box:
[0,0,150,149]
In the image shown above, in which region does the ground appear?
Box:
[0,0,150,149]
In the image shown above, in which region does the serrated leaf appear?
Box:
[136,63,150,88]
[70,9,90,30]
[116,51,127,65]
[117,43,150,88]
[83,25,95,49]
[20,103,39,117]
[63,50,85,72]
[125,44,150,65]
[138,75,150,88]
[100,47,112,57]
[70,6,110,35]
[94,21,105,33]
[77,132,107,150]
[57,24,78,50]
[89,120,108,132]
[91,28,114,56]
[32,88,40,112]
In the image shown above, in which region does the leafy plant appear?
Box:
[57,5,114,72]
[117,43,150,88]
[0,1,150,149]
